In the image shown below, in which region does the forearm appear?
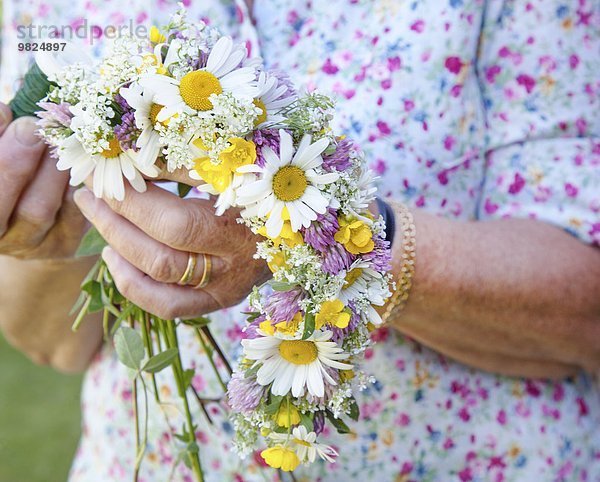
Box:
[0,255,103,373]
[387,207,600,377]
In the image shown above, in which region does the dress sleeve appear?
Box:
[475,1,600,245]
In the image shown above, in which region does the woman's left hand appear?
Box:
[73,182,271,319]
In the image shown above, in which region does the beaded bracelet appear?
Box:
[381,201,417,324]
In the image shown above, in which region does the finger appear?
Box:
[83,180,232,254]
[102,246,220,319]
[0,103,14,136]
[155,167,203,187]
[0,117,46,236]
[0,150,69,252]
[75,187,191,283]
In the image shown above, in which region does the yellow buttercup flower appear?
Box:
[261,446,300,472]
[339,369,355,382]
[219,137,257,170]
[259,319,276,336]
[267,251,288,273]
[192,138,256,193]
[259,221,303,247]
[334,217,375,255]
[315,299,351,330]
[273,399,301,428]
[149,26,166,44]
[193,157,232,193]
[274,312,303,336]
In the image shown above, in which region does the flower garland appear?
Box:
[22,6,392,477]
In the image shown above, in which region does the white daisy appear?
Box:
[236,129,339,238]
[269,426,338,464]
[119,83,163,168]
[338,261,388,306]
[35,42,94,78]
[139,36,257,121]
[57,134,160,201]
[253,71,296,127]
[242,330,352,398]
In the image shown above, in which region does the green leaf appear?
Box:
[181,317,211,328]
[325,410,351,434]
[264,395,284,416]
[244,363,260,379]
[182,368,195,390]
[142,348,179,373]
[110,303,135,336]
[9,63,55,119]
[177,183,193,198]
[299,412,314,432]
[114,326,145,370]
[70,259,102,315]
[302,312,315,340]
[269,280,295,292]
[81,280,104,313]
[242,311,261,323]
[76,226,108,258]
[348,397,360,422]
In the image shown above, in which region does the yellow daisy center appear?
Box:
[279,340,318,365]
[344,268,363,287]
[149,103,165,125]
[253,98,268,126]
[272,166,308,202]
[100,138,122,158]
[179,70,223,111]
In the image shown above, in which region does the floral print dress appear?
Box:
[2,0,600,481]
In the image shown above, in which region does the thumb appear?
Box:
[0,102,14,136]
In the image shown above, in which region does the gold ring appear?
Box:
[193,253,212,289]
[177,252,197,286]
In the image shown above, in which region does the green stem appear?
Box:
[130,317,143,482]
[201,326,233,376]
[163,320,204,482]
[141,312,161,403]
[72,264,106,332]
[195,328,228,393]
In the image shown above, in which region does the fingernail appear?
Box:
[73,187,96,219]
[14,117,42,146]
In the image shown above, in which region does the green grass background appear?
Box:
[0,334,83,482]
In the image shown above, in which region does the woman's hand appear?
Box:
[0,103,87,259]
[0,103,102,372]
[73,182,271,320]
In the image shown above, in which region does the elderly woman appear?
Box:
[1,0,599,480]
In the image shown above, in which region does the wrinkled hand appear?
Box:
[73,181,271,319]
[0,103,87,259]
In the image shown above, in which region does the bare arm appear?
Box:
[388,208,600,379]
[0,256,103,373]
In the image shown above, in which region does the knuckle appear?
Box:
[0,152,37,182]
[147,250,178,282]
[16,201,58,230]
[165,207,201,248]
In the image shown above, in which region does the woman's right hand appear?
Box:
[0,102,87,259]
